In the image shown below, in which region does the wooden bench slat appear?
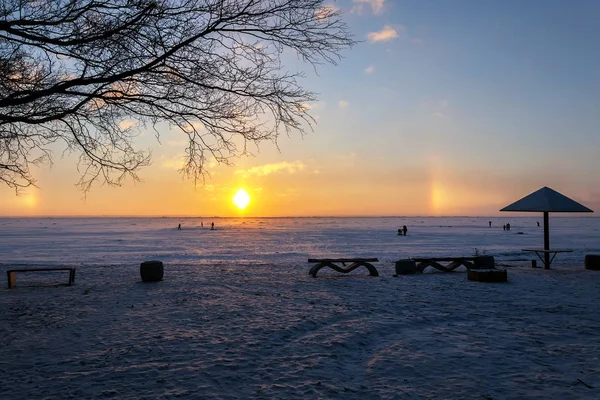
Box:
[521,249,573,253]
[308,258,378,263]
[412,257,476,262]
[7,267,76,273]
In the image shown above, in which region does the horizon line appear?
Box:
[0,214,597,219]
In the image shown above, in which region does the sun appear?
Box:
[233,189,251,210]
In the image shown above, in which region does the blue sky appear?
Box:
[1,0,599,216]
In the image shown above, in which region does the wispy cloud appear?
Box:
[180,121,205,133]
[160,154,186,169]
[367,25,402,43]
[433,99,449,119]
[235,161,306,177]
[338,100,349,109]
[314,4,339,21]
[365,65,375,74]
[118,120,137,130]
[351,0,385,15]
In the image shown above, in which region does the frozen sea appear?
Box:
[1,216,599,268]
[1,216,600,399]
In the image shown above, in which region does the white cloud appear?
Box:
[365,65,375,74]
[235,161,306,177]
[338,100,349,109]
[351,0,385,15]
[180,121,205,133]
[314,4,339,21]
[367,25,402,43]
[118,120,136,130]
[160,154,186,169]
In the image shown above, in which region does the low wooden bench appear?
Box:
[308,258,379,277]
[7,267,77,289]
[412,257,477,273]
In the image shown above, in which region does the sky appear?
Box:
[2,0,600,217]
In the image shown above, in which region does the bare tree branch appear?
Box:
[0,0,355,193]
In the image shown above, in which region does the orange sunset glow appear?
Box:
[1,0,599,218]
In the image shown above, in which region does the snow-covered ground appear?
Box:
[1,217,599,399]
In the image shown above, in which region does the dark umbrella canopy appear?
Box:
[500,186,593,213]
[500,186,593,268]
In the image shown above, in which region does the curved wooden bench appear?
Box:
[308,258,379,277]
[412,257,477,273]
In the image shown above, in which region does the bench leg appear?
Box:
[430,261,452,272]
[362,262,379,277]
[446,261,473,271]
[309,262,327,277]
[446,261,461,271]
[462,261,475,270]
[7,271,16,289]
[416,262,430,273]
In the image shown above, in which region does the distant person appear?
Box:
[489,221,492,227]
[503,225,506,231]
[211,222,214,230]
[177,223,181,231]
[397,228,403,236]
[402,225,408,236]
[537,221,540,227]
[506,223,511,231]
[201,222,204,228]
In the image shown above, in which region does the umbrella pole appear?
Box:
[544,211,550,269]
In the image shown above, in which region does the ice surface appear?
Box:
[1,216,599,267]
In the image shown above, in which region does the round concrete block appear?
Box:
[468,269,507,283]
[140,260,164,282]
[584,254,600,270]
[474,255,495,269]
[395,259,417,275]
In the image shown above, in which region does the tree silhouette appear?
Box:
[0,0,354,192]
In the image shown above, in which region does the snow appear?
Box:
[1,216,599,399]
